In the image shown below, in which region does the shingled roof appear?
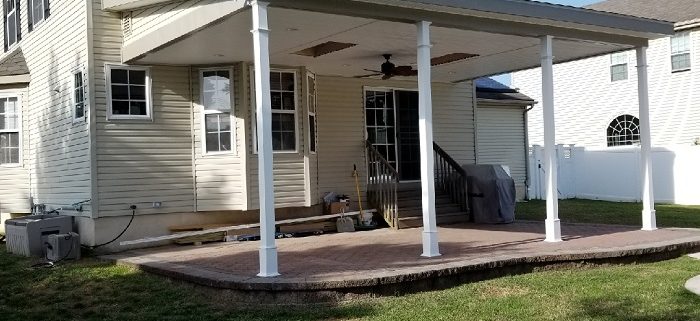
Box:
[0,49,29,77]
[475,78,534,104]
[587,0,700,24]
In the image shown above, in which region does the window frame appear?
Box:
[609,52,628,82]
[5,0,19,50]
[29,0,47,29]
[670,32,691,73]
[199,67,236,156]
[72,69,87,124]
[105,64,153,121]
[306,71,317,154]
[249,67,299,154]
[0,94,22,167]
[606,114,641,147]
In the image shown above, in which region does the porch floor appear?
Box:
[103,222,700,300]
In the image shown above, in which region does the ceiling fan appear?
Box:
[355,54,417,80]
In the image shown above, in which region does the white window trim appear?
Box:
[72,68,87,124]
[307,72,317,154]
[5,0,18,50]
[249,67,299,154]
[670,32,692,73]
[609,52,628,82]
[105,64,153,121]
[0,94,22,167]
[30,0,46,29]
[199,67,236,156]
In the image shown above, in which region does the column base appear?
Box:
[544,218,562,243]
[642,209,657,231]
[421,230,441,257]
[257,246,280,277]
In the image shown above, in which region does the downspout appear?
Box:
[523,104,535,200]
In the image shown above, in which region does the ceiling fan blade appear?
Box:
[394,66,418,76]
[381,74,393,80]
[364,69,382,73]
[354,73,382,78]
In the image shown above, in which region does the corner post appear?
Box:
[540,35,562,242]
[251,0,279,277]
[417,21,440,257]
[636,46,657,231]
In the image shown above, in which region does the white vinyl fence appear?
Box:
[529,145,700,205]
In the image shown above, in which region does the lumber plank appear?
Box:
[120,209,376,246]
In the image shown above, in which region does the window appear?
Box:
[73,71,86,122]
[610,52,628,81]
[106,65,151,120]
[607,114,640,147]
[671,32,691,72]
[307,73,317,153]
[0,97,20,164]
[4,0,20,51]
[201,69,233,154]
[28,0,50,31]
[270,71,296,151]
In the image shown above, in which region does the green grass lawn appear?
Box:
[1,243,699,321]
[516,199,700,228]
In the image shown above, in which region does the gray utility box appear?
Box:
[46,232,81,261]
[5,214,73,257]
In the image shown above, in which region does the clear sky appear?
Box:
[492,0,604,85]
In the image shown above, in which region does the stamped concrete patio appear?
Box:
[103,222,700,302]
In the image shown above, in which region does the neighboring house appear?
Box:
[513,0,700,148]
[0,0,671,252]
[512,0,700,205]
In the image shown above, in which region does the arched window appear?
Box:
[607,114,640,147]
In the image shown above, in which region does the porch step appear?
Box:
[398,212,469,229]
[397,195,453,208]
[397,203,464,218]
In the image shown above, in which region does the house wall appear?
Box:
[476,102,528,200]
[0,85,30,215]
[191,64,247,211]
[512,29,700,148]
[122,0,220,44]
[315,76,475,209]
[0,0,93,218]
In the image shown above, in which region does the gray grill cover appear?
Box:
[462,164,516,224]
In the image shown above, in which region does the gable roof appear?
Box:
[586,0,700,24]
[0,49,29,77]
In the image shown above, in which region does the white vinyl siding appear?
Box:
[0,96,20,165]
[193,65,247,211]
[671,32,691,72]
[477,104,528,200]
[0,88,29,214]
[610,52,628,81]
[106,65,152,120]
[200,68,234,154]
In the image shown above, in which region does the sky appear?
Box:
[491,0,604,85]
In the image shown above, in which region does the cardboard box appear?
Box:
[327,201,350,214]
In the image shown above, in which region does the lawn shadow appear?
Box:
[572,289,700,321]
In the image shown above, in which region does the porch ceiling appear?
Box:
[133,7,642,81]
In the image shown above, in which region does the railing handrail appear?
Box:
[433,142,467,177]
[365,140,399,177]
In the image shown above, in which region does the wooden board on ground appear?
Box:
[121,209,377,246]
[279,222,336,234]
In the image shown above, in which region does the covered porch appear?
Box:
[115,0,673,276]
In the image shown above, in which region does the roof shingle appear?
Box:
[587,0,700,24]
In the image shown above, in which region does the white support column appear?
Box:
[417,21,440,257]
[540,35,562,243]
[251,0,279,277]
[636,46,657,231]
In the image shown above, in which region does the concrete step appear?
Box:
[397,212,470,229]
